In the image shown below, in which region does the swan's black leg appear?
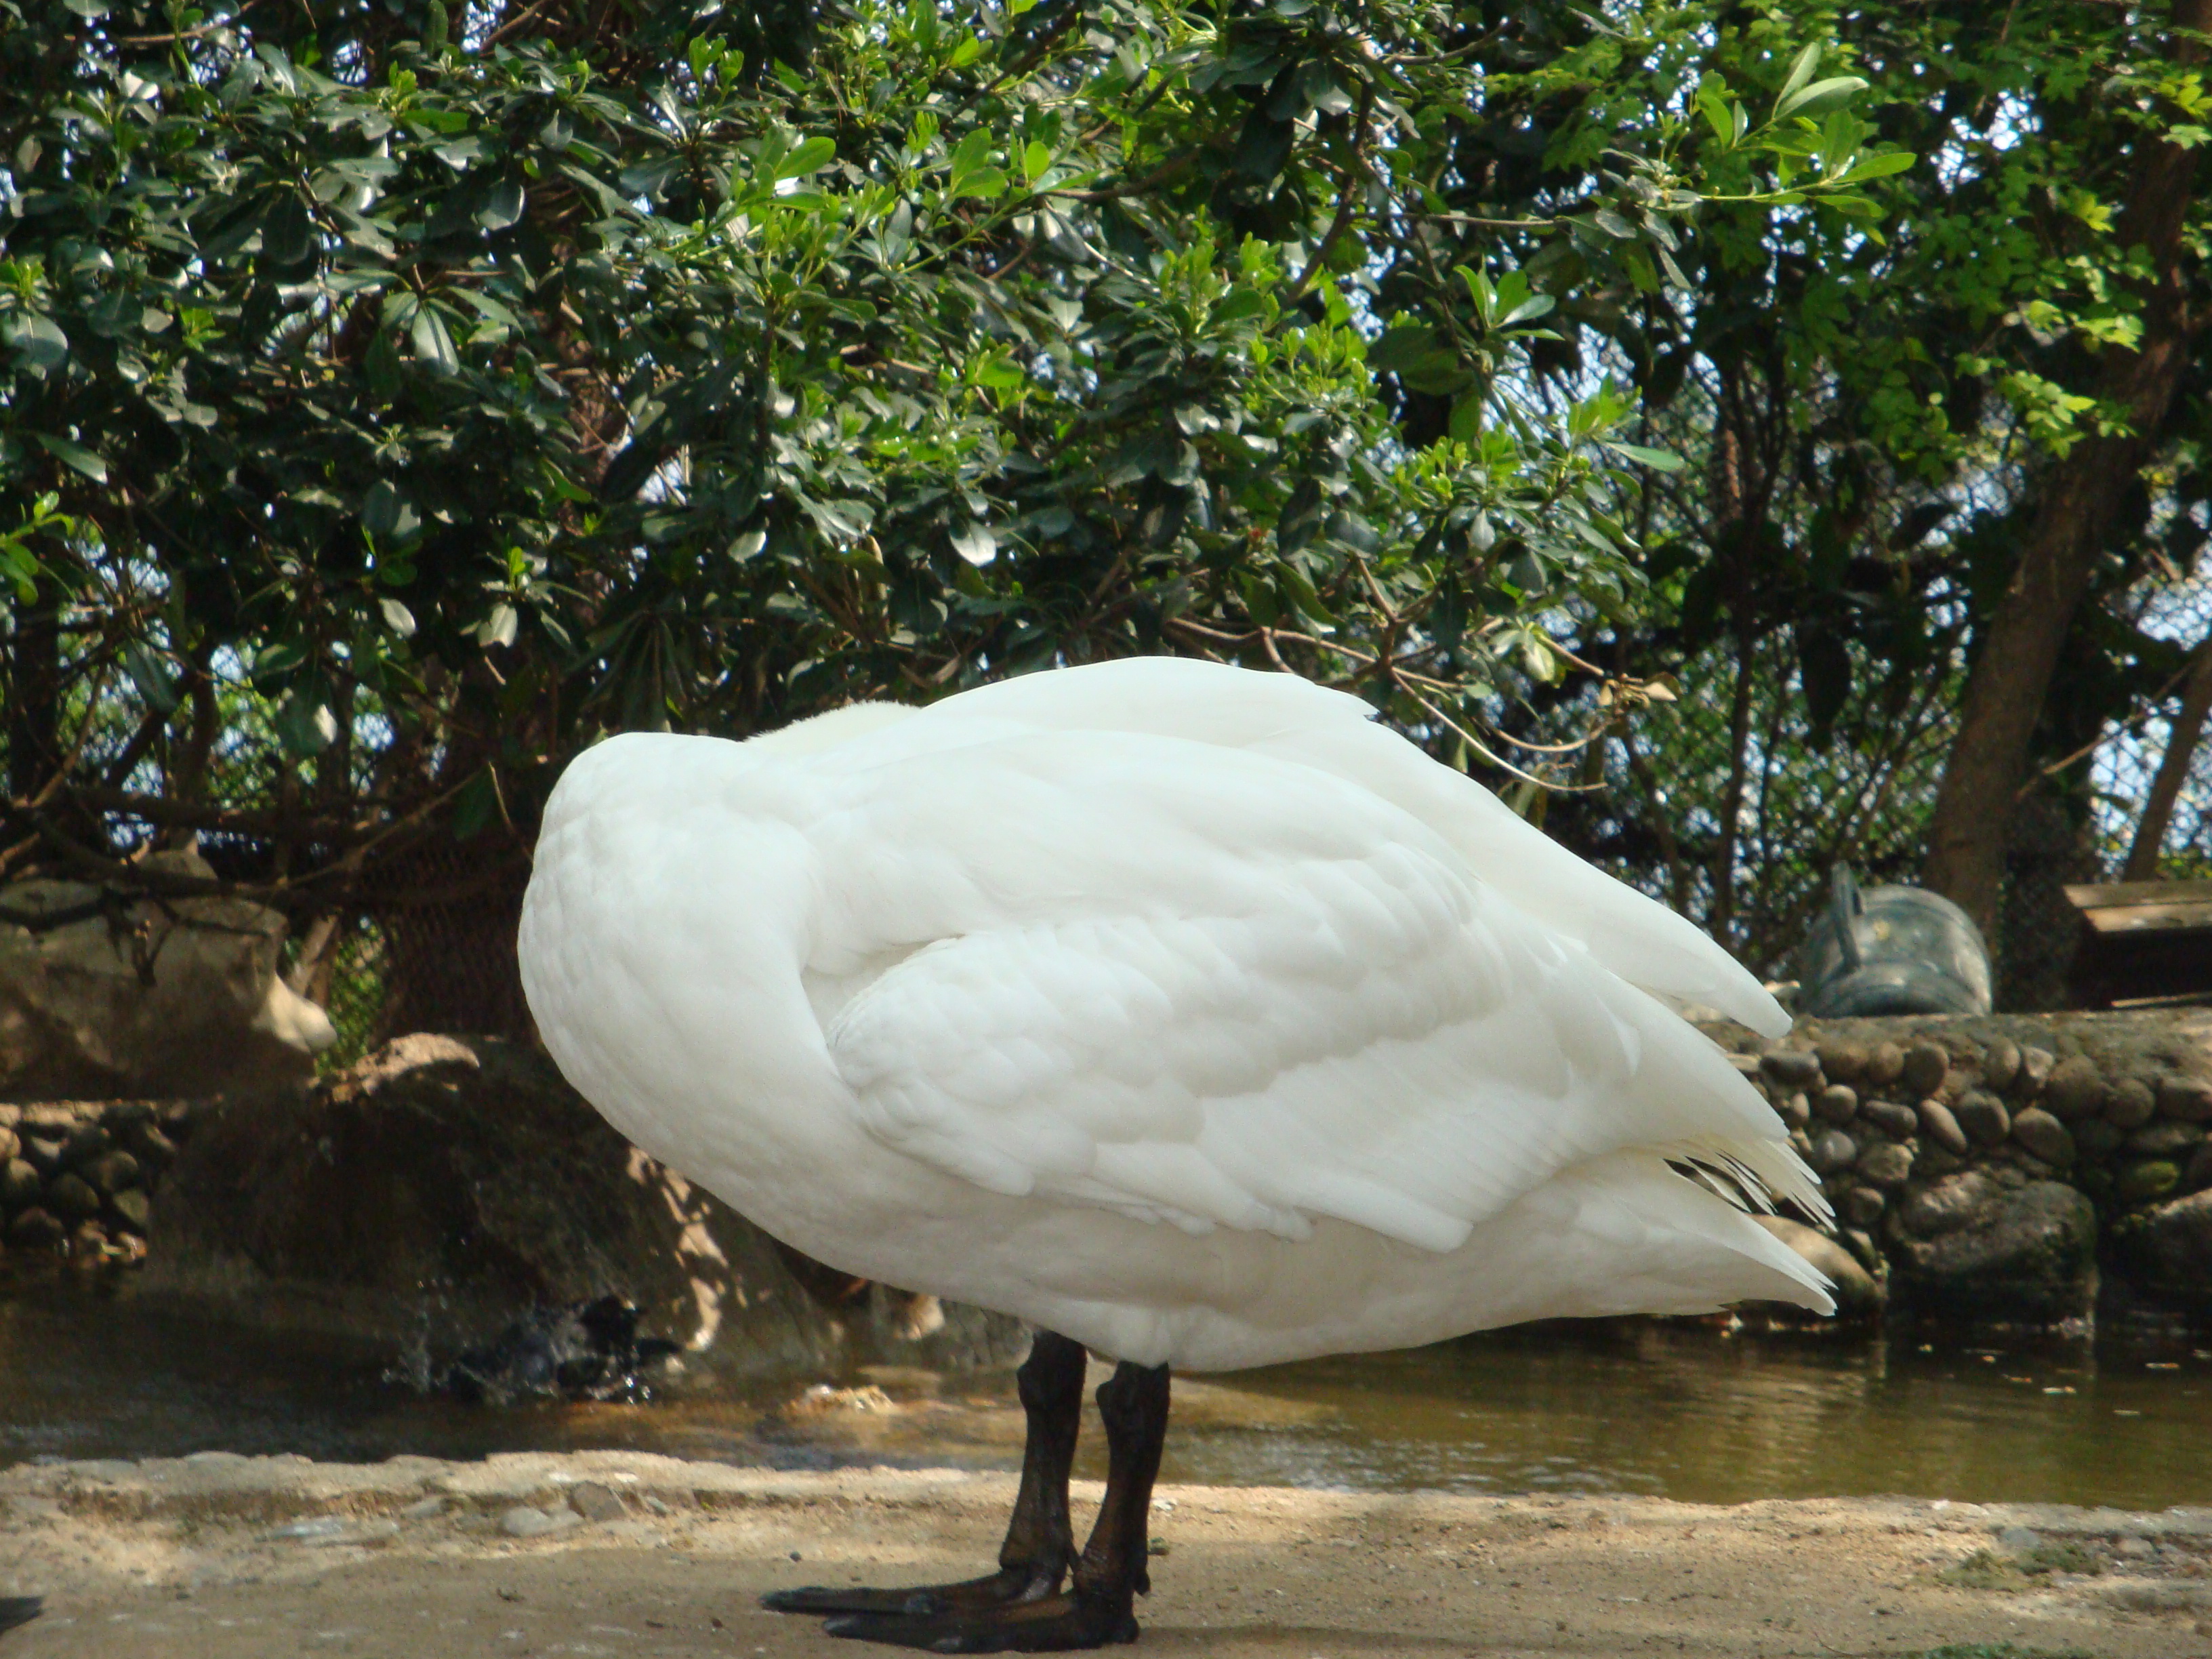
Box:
[821,1358,1171,1652]
[762,1330,1088,1618]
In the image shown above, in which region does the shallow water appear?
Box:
[3,1271,2209,1510]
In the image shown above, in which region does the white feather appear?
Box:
[518,659,1830,1372]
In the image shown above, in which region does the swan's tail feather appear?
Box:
[1660,1131,1831,1227]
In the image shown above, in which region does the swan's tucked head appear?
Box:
[740,701,917,757]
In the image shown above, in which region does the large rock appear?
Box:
[1889,1178,2097,1323]
[2114,1188,2212,1309]
[0,851,334,1099]
[141,1033,1025,1378]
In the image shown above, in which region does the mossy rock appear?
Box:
[2116,1160,2181,1204]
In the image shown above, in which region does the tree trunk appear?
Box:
[1921,0,2212,937]
[4,588,61,804]
[2123,640,2212,880]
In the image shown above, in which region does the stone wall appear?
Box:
[1717,1009,2212,1324]
[8,1013,2211,1340]
[0,1098,187,1263]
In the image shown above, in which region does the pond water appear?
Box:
[3,1270,2209,1511]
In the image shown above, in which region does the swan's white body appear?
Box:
[518,659,1830,1371]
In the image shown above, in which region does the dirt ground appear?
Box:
[2,1452,2209,1658]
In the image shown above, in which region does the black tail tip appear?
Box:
[0,1596,42,1635]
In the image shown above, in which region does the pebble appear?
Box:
[1809,1130,1858,1176]
[1856,1141,1914,1189]
[1,1158,40,1210]
[108,1188,151,1233]
[1864,1042,1905,1087]
[0,1127,16,1165]
[1779,1092,1811,1130]
[1982,1038,2022,1093]
[2106,1078,2158,1130]
[2009,1108,2073,1166]
[1812,1085,1858,1125]
[569,1482,627,1522]
[20,1136,64,1176]
[1814,1040,1868,1083]
[45,1173,101,1220]
[2043,1056,2104,1120]
[2157,1077,2212,1122]
[500,1504,580,1538]
[2019,1046,2057,1093]
[399,1496,447,1519]
[1859,1099,1918,1139]
[123,1120,178,1168]
[59,1123,109,1167]
[81,1149,141,1196]
[2127,1121,2205,1157]
[1839,1186,1885,1226]
[1954,1092,2011,1145]
[1761,1050,1823,1090]
[1915,1099,1969,1155]
[5,1207,63,1248]
[1900,1043,1949,1099]
[1996,1525,2043,1557]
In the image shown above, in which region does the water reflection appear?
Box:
[2,1270,2207,1511]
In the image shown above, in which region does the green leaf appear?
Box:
[122,643,179,714]
[1777,76,1869,122]
[476,180,526,230]
[950,521,998,565]
[777,136,836,180]
[1841,150,1917,182]
[1603,441,1687,472]
[409,303,460,375]
[7,315,69,371]
[1778,43,1822,108]
[33,432,105,483]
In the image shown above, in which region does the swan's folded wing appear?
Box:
[811,731,1817,1252]
[892,657,1788,1037]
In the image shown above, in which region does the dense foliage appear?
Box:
[20,0,2211,1015]
[0,0,1898,1019]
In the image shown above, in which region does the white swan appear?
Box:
[518,657,1829,1652]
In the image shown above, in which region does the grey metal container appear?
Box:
[1799,868,1992,1017]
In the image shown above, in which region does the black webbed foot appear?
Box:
[762,1563,1063,1619]
[821,1589,1139,1652]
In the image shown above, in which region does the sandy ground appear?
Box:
[3,1452,2210,1658]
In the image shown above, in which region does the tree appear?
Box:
[0,0,1881,1033]
[1921,0,2212,936]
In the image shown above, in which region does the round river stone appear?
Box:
[2106,1078,2158,1130]
[1954,1091,2012,1146]
[2156,1077,2212,1122]
[2042,1056,2104,1120]
[2009,1107,2073,1166]
[1814,1085,1859,1125]
[1916,1099,1969,1155]
[1982,1038,2022,1094]
[1900,1043,1950,1099]
[1816,1040,1868,1083]
[1857,1141,1914,1189]
[1809,1130,1858,1176]
[1864,1042,1905,1088]
[1860,1099,1919,1139]
[1761,1049,1824,1090]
